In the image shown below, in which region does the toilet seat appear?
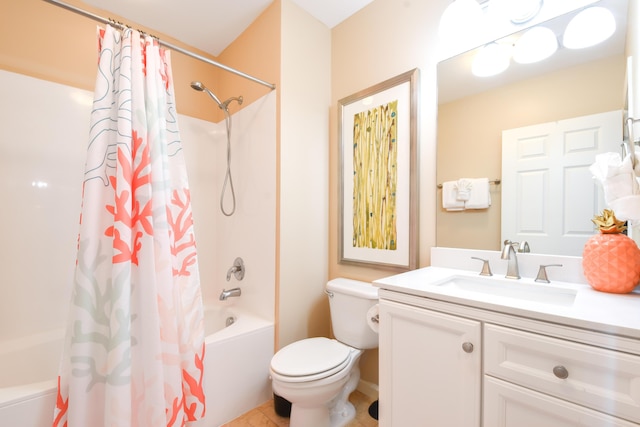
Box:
[270,337,352,382]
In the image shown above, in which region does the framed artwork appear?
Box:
[338,68,419,270]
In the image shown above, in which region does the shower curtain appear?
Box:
[53,25,205,427]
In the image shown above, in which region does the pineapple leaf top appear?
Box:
[592,209,626,234]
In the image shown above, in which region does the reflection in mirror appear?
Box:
[436,0,629,256]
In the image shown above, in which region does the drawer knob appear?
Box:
[462,342,474,353]
[553,365,569,379]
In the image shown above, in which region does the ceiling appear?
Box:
[82,0,375,56]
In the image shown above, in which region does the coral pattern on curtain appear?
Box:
[53,25,205,427]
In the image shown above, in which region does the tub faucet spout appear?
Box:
[220,287,242,301]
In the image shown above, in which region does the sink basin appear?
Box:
[433,275,578,306]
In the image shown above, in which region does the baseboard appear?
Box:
[357,379,379,400]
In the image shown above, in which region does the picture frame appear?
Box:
[338,68,419,270]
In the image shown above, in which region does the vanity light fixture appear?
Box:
[472,42,511,77]
[512,26,558,64]
[491,0,544,24]
[563,6,616,49]
[438,0,484,41]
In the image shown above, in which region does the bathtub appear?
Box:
[0,329,63,427]
[0,305,275,427]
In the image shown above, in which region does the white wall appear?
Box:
[0,70,276,344]
[193,92,277,321]
[278,0,332,347]
[0,70,86,341]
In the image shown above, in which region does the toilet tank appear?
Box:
[326,278,379,350]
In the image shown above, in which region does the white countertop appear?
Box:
[373,265,640,339]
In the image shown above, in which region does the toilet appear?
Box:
[270,278,379,427]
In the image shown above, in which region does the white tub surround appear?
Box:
[374,247,640,427]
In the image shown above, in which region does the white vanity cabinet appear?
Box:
[378,299,482,427]
[377,290,640,427]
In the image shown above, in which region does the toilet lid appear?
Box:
[271,337,351,379]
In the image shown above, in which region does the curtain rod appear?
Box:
[42,0,276,90]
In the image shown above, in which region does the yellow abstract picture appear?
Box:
[352,100,398,250]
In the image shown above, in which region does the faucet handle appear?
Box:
[518,241,530,253]
[535,264,563,283]
[471,257,493,276]
[226,257,245,282]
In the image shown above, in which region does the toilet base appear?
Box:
[290,404,332,427]
[288,394,356,427]
[329,364,360,427]
[330,401,355,427]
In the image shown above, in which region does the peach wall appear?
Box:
[330,0,445,281]
[330,0,449,387]
[217,1,280,117]
[436,55,625,251]
[0,0,278,124]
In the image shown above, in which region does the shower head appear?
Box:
[190,81,223,109]
[190,81,205,91]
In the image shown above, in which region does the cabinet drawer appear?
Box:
[484,324,640,424]
[485,376,638,427]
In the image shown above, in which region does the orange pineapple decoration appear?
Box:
[582,209,640,293]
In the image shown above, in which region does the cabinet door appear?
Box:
[379,299,481,427]
[485,376,639,427]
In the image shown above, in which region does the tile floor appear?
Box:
[222,391,378,427]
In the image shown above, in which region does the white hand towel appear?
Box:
[601,172,639,204]
[465,178,491,209]
[442,181,465,211]
[455,178,472,201]
[590,152,640,204]
[609,195,640,221]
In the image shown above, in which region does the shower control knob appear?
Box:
[462,342,474,353]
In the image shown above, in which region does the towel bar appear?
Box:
[437,178,501,189]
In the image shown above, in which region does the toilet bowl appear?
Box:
[270,278,378,427]
[270,337,362,427]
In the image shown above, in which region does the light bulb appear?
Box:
[563,7,616,50]
[472,43,510,77]
[439,0,483,41]
[513,27,558,64]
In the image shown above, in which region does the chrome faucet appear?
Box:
[501,240,521,279]
[219,287,242,300]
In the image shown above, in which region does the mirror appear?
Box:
[436,0,629,256]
